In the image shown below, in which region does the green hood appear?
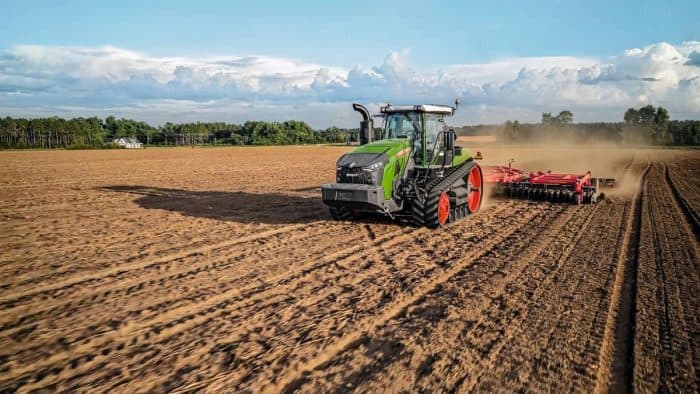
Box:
[351,139,410,157]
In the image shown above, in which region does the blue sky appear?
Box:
[1,0,699,126]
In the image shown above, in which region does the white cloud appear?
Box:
[0,41,699,126]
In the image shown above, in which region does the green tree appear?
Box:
[557,110,573,126]
[653,107,670,144]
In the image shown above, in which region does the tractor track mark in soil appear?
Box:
[0,223,317,308]
[2,227,258,287]
[0,223,415,360]
[663,161,700,241]
[272,203,554,392]
[453,200,608,392]
[0,221,364,320]
[594,161,649,393]
[132,204,524,392]
[0,224,372,344]
[0,223,431,387]
[6,202,520,391]
[294,203,593,392]
[633,162,698,392]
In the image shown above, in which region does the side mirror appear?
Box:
[444,129,455,151]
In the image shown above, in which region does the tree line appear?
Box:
[1,105,698,149]
[0,116,353,149]
[497,106,700,145]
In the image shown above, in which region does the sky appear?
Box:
[1,0,699,127]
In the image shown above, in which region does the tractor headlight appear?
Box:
[362,162,383,172]
[361,161,384,184]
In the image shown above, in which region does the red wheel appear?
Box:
[467,164,483,213]
[437,192,450,226]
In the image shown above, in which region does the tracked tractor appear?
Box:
[321,102,483,228]
[321,102,614,228]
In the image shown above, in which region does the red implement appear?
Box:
[481,161,610,204]
[481,159,527,184]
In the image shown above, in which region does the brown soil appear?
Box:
[0,146,697,392]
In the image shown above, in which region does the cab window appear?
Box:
[424,114,443,150]
[384,112,420,139]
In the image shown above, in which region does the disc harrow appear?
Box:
[483,160,614,205]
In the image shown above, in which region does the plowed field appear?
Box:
[0,146,697,392]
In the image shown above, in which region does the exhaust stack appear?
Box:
[353,103,373,145]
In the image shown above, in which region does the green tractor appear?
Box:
[321,101,483,228]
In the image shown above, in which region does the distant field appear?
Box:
[457,134,498,143]
[0,146,697,392]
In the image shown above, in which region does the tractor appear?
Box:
[321,102,613,228]
[321,101,483,228]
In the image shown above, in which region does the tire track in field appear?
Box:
[0,220,268,284]
[292,203,596,392]
[0,202,518,391]
[0,223,316,308]
[161,203,539,392]
[133,204,524,392]
[0,222,372,339]
[664,162,700,241]
[594,161,649,392]
[455,198,625,391]
[267,203,557,393]
[185,205,527,390]
[658,161,700,390]
[0,220,361,313]
[0,220,430,389]
[632,162,698,392]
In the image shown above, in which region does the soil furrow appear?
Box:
[291,203,594,392]
[0,223,319,307]
[633,163,698,392]
[267,204,557,393]
[664,162,700,240]
[2,147,697,392]
[0,224,379,351]
[594,160,649,392]
[0,221,369,326]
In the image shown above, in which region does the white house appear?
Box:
[112,137,143,149]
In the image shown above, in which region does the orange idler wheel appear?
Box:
[467,164,483,213]
[437,192,450,226]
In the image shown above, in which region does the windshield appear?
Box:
[423,113,443,150]
[384,112,420,139]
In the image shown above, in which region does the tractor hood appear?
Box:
[349,139,410,158]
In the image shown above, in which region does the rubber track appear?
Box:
[412,161,474,227]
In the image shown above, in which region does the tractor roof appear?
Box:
[380,104,454,115]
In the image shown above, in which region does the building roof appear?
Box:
[113,137,142,144]
[379,104,455,115]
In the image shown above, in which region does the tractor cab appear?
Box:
[378,104,458,167]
